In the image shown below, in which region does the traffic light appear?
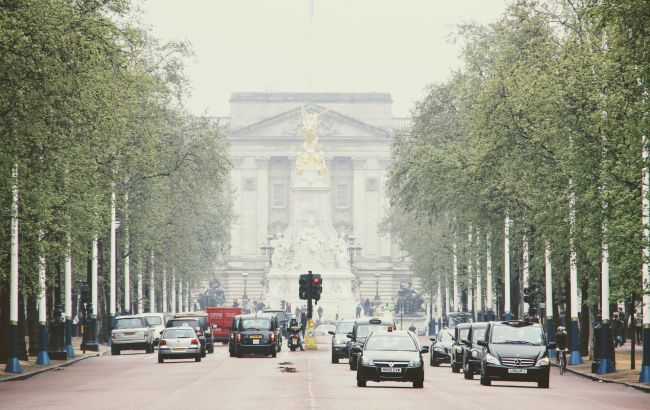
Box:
[523,287,531,304]
[312,274,323,302]
[299,274,309,300]
[281,300,286,310]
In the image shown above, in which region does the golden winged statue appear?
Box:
[295,106,328,176]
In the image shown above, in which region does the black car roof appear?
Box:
[240,314,271,319]
[492,320,538,327]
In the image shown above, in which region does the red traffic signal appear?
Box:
[313,277,320,284]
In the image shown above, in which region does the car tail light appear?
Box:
[230,333,234,340]
[270,333,276,342]
[237,333,241,342]
[159,339,167,346]
[191,339,199,345]
[195,327,203,336]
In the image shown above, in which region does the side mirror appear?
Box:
[547,342,557,349]
[211,324,217,329]
[420,346,429,354]
[477,339,487,347]
[328,330,335,335]
[462,339,471,346]
[351,345,362,354]
[429,337,436,342]
[346,333,353,339]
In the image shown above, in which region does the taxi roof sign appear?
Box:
[369,318,382,324]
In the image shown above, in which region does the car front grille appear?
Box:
[374,361,409,368]
[500,357,536,367]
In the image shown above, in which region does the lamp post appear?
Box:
[242,272,248,309]
[260,235,275,267]
[347,235,362,267]
[374,273,380,302]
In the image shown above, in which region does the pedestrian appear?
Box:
[612,313,623,347]
[355,304,362,319]
[317,305,323,322]
[634,309,642,345]
[408,323,416,333]
[618,308,627,345]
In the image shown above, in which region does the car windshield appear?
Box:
[459,328,470,340]
[491,325,544,345]
[471,328,486,343]
[169,319,199,328]
[240,318,271,330]
[448,314,471,326]
[115,318,144,329]
[336,322,354,334]
[365,335,417,351]
[163,328,195,339]
[357,323,391,338]
[143,316,162,326]
[439,331,453,342]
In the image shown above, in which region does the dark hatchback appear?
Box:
[228,315,241,357]
[451,323,471,373]
[429,328,454,366]
[348,317,396,370]
[478,320,554,388]
[166,318,206,357]
[462,322,488,379]
[354,330,428,388]
[328,319,355,363]
[234,315,278,358]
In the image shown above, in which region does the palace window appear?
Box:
[336,184,350,209]
[271,183,286,208]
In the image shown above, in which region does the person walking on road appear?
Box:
[355,304,362,319]
[317,306,323,322]
[612,313,624,347]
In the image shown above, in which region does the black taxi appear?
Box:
[348,317,397,370]
[451,322,471,373]
[234,314,278,358]
[353,329,428,388]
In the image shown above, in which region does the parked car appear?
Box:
[478,320,555,388]
[207,306,242,345]
[136,313,166,346]
[228,315,242,357]
[166,317,206,357]
[262,309,290,338]
[462,322,488,379]
[354,330,428,388]
[328,319,355,364]
[429,328,454,366]
[348,317,397,370]
[234,314,278,358]
[173,312,214,354]
[111,315,154,355]
[158,326,202,363]
[451,323,471,373]
[447,312,473,328]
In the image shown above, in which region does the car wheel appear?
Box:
[538,377,549,388]
[148,344,154,354]
[111,346,120,355]
[452,363,460,373]
[357,380,366,387]
[195,355,201,362]
[332,354,339,364]
[237,352,243,358]
[271,349,277,358]
[208,344,214,354]
[480,372,491,386]
[158,356,164,363]
[290,346,297,352]
[229,350,236,357]
[201,347,206,358]
[413,381,424,388]
[350,358,358,370]
[463,363,473,380]
[222,341,228,345]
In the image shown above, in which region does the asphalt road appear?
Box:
[0,341,647,410]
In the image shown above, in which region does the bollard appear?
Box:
[81,303,99,353]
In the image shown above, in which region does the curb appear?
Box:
[561,364,650,394]
[1,349,108,383]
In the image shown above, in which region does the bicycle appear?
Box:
[556,348,568,375]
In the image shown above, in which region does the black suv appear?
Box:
[234,314,278,358]
[166,318,206,357]
[462,322,488,379]
[429,328,454,366]
[451,323,471,373]
[348,317,396,370]
[263,309,290,339]
[477,320,554,388]
[328,319,355,363]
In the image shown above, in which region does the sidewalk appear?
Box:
[1,337,107,382]
[563,342,650,393]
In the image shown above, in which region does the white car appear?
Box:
[111,316,154,355]
[158,326,202,363]
[137,313,167,345]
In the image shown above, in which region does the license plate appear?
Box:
[381,367,402,373]
[508,368,527,374]
[172,348,186,352]
[252,340,260,345]
[250,334,263,339]
[124,332,135,336]
[291,337,297,342]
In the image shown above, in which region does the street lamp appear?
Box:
[374,273,381,302]
[260,235,275,267]
[347,235,362,267]
[241,272,248,309]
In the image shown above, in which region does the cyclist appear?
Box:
[555,326,568,371]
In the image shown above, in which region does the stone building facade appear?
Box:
[217,92,413,310]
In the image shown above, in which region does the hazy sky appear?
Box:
[137,0,510,118]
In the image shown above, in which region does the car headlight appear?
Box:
[408,359,420,368]
[471,350,478,358]
[485,353,500,365]
[536,357,550,366]
[434,346,446,352]
[144,331,150,338]
[335,337,347,345]
[455,346,463,353]
[361,357,374,366]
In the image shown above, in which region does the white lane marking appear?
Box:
[308,357,316,410]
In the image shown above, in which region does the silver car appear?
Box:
[137,313,166,346]
[111,316,154,355]
[158,326,202,363]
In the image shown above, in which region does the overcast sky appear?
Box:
[137,0,510,118]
